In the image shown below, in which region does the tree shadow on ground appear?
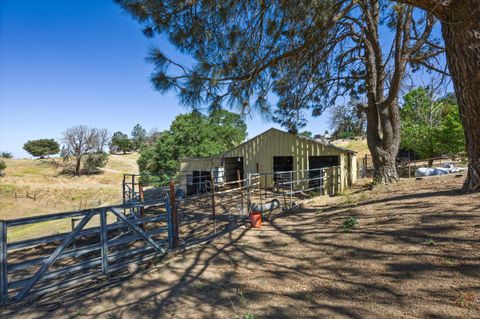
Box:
[4,177,479,318]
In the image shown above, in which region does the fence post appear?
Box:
[289,171,293,207]
[166,196,173,249]
[209,172,217,234]
[327,167,332,196]
[139,180,145,229]
[246,173,252,223]
[258,174,262,204]
[169,179,179,248]
[236,169,244,224]
[337,166,341,195]
[0,220,7,305]
[122,174,126,204]
[319,169,323,195]
[131,175,135,199]
[100,209,109,274]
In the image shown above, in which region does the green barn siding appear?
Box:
[180,128,357,194]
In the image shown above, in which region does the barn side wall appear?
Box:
[179,129,356,195]
[224,129,351,193]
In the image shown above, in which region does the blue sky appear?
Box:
[0,1,446,158]
[0,0,331,158]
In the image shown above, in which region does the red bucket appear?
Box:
[250,211,262,228]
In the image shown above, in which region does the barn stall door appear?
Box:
[308,156,339,187]
[224,157,243,182]
[273,156,294,183]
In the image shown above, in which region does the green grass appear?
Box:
[342,217,358,233]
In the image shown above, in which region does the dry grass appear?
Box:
[0,154,139,241]
[332,138,370,160]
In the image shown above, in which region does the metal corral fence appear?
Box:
[358,154,466,178]
[0,199,173,305]
[1,166,341,304]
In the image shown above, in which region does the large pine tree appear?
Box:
[116,0,443,184]
[393,0,480,191]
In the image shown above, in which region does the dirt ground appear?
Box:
[3,174,479,318]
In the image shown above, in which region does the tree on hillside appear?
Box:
[131,124,147,150]
[96,128,111,153]
[138,110,247,182]
[0,152,13,159]
[62,126,101,176]
[393,0,480,191]
[83,152,109,174]
[329,102,366,139]
[117,0,443,185]
[110,131,133,154]
[23,139,60,158]
[400,87,465,164]
[298,131,314,139]
[146,128,162,146]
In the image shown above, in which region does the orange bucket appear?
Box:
[250,211,262,228]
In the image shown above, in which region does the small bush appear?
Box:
[0,159,6,171]
[0,152,13,158]
[342,217,358,233]
[425,239,436,246]
[83,152,108,174]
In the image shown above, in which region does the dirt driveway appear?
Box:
[3,175,479,318]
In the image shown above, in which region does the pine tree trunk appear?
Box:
[366,100,401,184]
[442,0,480,192]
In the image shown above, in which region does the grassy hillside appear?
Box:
[331,138,370,160]
[0,153,139,241]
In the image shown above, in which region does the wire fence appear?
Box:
[358,154,466,178]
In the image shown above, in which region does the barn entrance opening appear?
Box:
[224,157,243,182]
[308,156,339,188]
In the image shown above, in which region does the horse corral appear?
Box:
[0,166,341,305]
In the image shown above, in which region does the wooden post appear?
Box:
[139,180,145,202]
[237,169,244,222]
[209,172,216,234]
[0,220,7,305]
[169,180,179,248]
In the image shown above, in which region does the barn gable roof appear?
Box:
[180,127,356,161]
[223,127,356,156]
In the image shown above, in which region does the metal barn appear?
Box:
[179,128,357,194]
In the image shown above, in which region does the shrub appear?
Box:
[23,139,60,158]
[84,152,108,173]
[0,152,13,158]
[0,160,6,177]
[342,217,358,233]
